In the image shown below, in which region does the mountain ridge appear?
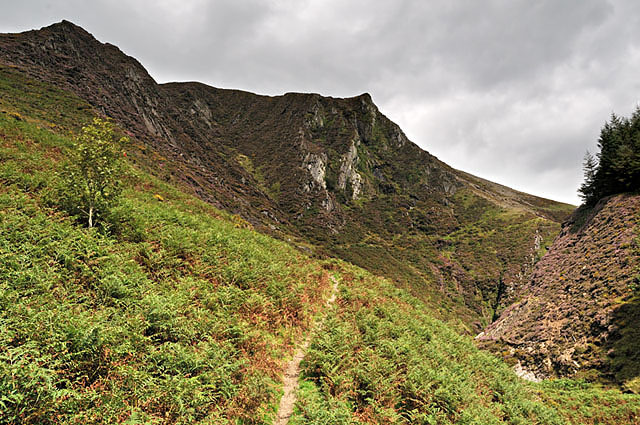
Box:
[0,20,573,330]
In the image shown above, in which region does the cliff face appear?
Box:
[0,21,574,330]
[478,194,640,389]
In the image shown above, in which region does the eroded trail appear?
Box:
[274,275,339,425]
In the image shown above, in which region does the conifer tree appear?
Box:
[578,107,640,205]
[578,151,598,204]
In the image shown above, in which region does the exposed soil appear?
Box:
[275,275,339,425]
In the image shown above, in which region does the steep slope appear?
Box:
[1,29,639,425]
[0,21,574,331]
[293,262,640,424]
[478,194,640,390]
[0,78,332,423]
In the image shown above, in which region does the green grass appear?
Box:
[0,64,92,132]
[0,109,331,423]
[292,263,640,424]
[538,379,640,424]
[1,64,638,424]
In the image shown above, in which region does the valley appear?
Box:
[0,21,638,424]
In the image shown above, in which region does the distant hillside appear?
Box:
[0,21,574,331]
[0,57,638,424]
[478,194,640,390]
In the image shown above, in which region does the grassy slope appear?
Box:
[292,264,640,424]
[327,187,567,332]
[0,66,638,424]
[0,68,331,423]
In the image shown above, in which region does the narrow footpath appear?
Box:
[274,275,339,425]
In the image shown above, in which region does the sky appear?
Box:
[2,1,640,205]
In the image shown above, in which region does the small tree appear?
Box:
[578,150,598,204]
[60,118,127,228]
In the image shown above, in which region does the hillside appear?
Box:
[1,60,639,424]
[0,21,575,332]
[478,192,640,390]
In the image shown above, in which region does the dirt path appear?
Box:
[274,275,339,425]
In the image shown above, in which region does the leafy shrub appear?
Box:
[58,118,128,228]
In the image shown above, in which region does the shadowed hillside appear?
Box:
[479,194,640,390]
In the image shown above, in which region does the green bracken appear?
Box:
[0,64,638,425]
[0,106,329,423]
[291,264,640,424]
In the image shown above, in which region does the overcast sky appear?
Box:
[3,0,640,204]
